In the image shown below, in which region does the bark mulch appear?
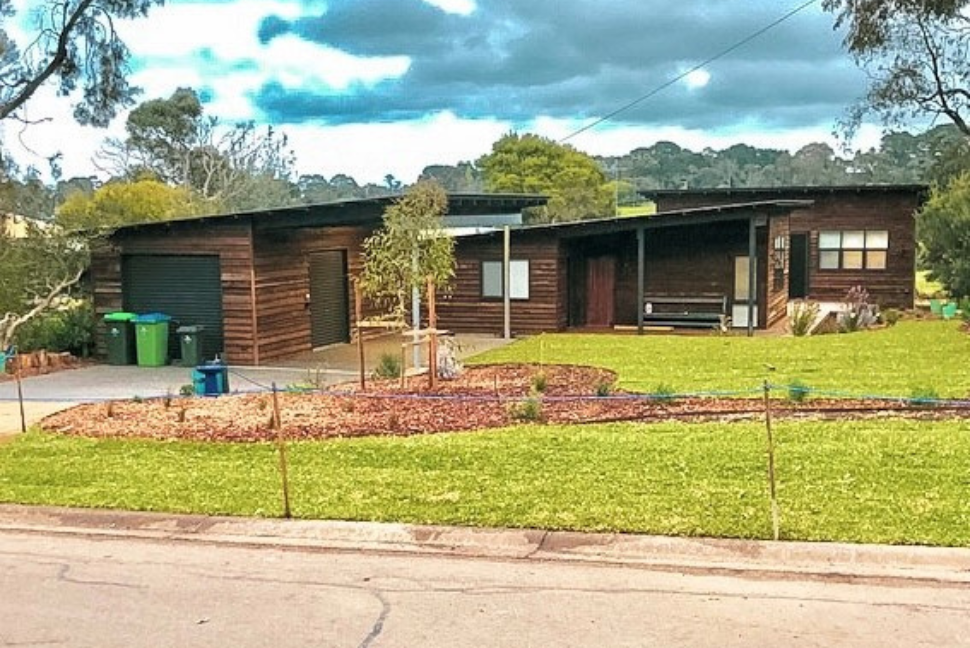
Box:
[39,363,970,443]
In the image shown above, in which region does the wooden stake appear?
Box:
[271,382,291,519]
[427,277,437,390]
[400,343,407,389]
[354,280,365,390]
[763,380,780,541]
[15,362,26,434]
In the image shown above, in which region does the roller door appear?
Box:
[122,255,224,360]
[309,250,350,347]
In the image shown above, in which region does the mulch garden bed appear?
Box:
[39,363,970,443]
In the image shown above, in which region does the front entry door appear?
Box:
[732,255,758,328]
[585,256,615,327]
[789,233,809,299]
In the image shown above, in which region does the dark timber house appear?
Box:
[436,185,925,336]
[92,185,926,365]
[92,194,545,366]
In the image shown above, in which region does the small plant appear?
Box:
[374,353,402,379]
[788,300,820,337]
[131,395,143,403]
[531,372,548,394]
[959,297,970,323]
[787,380,811,403]
[595,380,612,397]
[909,387,941,408]
[509,397,544,422]
[179,384,195,397]
[880,308,902,327]
[651,383,677,404]
[837,286,879,333]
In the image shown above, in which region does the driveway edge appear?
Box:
[1,504,968,583]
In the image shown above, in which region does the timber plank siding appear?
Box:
[438,235,564,336]
[649,186,924,310]
[252,225,382,363]
[92,221,257,365]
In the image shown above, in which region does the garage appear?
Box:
[122,254,225,361]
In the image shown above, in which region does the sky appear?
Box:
[5,0,886,185]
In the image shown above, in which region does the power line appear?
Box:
[559,0,822,144]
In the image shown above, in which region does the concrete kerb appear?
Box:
[1,504,969,583]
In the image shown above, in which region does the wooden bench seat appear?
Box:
[642,295,728,329]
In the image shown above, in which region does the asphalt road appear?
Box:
[2,530,969,648]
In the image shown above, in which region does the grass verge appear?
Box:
[470,320,970,398]
[2,418,969,546]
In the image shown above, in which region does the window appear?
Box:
[481,260,530,299]
[818,230,888,270]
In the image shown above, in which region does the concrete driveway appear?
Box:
[0,333,513,437]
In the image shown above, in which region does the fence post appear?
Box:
[427,276,437,390]
[763,380,780,541]
[354,279,365,390]
[271,382,292,519]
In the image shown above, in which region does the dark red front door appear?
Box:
[586,256,615,327]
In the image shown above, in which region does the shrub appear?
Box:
[14,299,95,356]
[880,308,902,327]
[787,380,811,403]
[595,380,612,397]
[531,372,548,394]
[789,300,820,337]
[509,397,544,422]
[837,286,878,333]
[959,297,970,323]
[179,384,195,397]
[909,387,941,407]
[374,353,402,379]
[651,383,677,404]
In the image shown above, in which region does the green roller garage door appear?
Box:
[309,250,350,347]
[122,255,224,361]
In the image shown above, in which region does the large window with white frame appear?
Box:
[481,260,530,300]
[818,230,888,270]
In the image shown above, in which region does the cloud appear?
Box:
[247,0,863,134]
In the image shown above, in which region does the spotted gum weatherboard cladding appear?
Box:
[252,225,382,362]
[654,189,920,309]
[437,234,564,336]
[92,220,257,364]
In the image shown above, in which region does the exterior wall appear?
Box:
[437,234,563,336]
[252,225,379,363]
[654,189,921,309]
[92,221,257,364]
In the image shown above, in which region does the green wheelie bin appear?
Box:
[103,312,137,365]
[133,313,172,367]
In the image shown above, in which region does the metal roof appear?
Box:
[639,184,928,199]
[109,192,549,234]
[456,200,813,241]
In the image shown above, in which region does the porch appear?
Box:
[562,213,789,334]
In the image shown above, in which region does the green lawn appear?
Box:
[470,320,970,398]
[2,420,970,546]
